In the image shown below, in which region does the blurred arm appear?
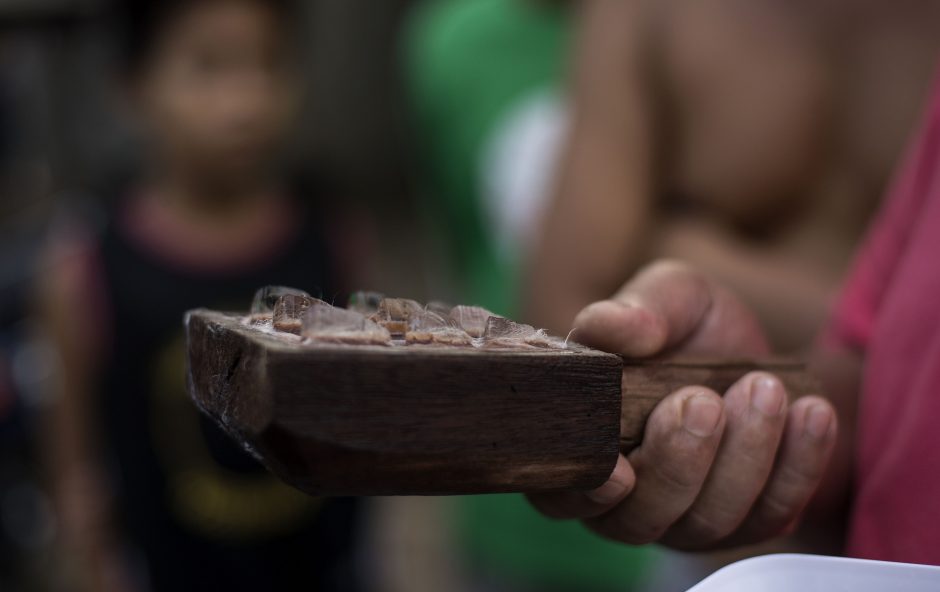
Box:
[523,0,659,334]
[652,219,844,352]
[37,238,133,592]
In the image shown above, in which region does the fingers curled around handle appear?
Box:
[660,372,790,549]
[586,386,727,545]
[720,395,838,547]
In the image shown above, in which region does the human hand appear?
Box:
[528,260,837,549]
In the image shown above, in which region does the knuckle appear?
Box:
[651,259,710,294]
[644,258,695,279]
[676,505,738,543]
[642,454,703,493]
[779,450,826,485]
[734,435,780,471]
[753,463,823,525]
[757,490,799,524]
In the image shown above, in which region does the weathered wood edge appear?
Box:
[185,309,624,495]
[185,310,273,437]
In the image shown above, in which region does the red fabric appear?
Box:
[120,192,301,276]
[827,64,940,564]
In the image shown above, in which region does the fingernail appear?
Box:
[682,394,722,437]
[805,404,832,439]
[751,376,784,416]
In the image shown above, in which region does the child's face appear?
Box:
[136,0,298,187]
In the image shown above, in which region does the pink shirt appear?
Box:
[827,64,940,564]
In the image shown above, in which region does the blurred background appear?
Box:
[5,1,440,590]
[1,0,935,590]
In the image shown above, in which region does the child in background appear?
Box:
[40,1,365,590]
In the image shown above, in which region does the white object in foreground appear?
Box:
[686,553,940,592]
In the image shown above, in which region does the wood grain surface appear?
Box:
[618,358,820,451]
[186,309,623,495]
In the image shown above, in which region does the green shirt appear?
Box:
[405,0,657,589]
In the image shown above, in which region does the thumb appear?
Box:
[573,260,769,357]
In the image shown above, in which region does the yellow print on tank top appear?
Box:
[150,334,320,540]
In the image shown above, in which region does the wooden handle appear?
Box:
[186,308,823,494]
[619,358,820,452]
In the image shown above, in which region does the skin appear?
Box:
[525,0,940,351]
[526,0,939,549]
[528,260,854,550]
[134,0,299,205]
[41,2,298,590]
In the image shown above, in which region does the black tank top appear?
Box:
[95,194,362,591]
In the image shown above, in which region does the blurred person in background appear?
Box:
[525,8,940,575]
[405,1,657,591]
[408,0,940,590]
[528,0,940,352]
[525,0,939,588]
[0,29,60,590]
[39,0,367,590]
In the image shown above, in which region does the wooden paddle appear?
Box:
[185,309,817,496]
